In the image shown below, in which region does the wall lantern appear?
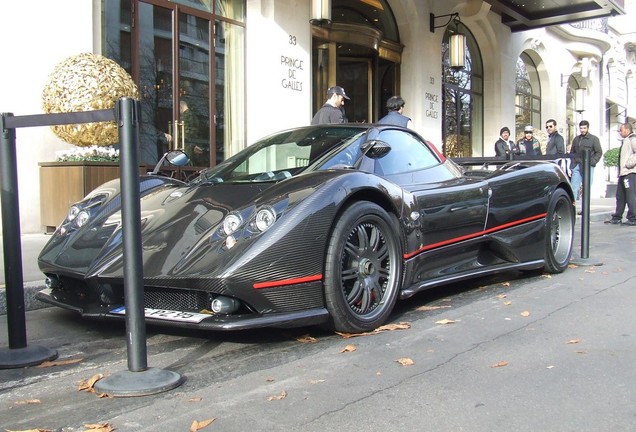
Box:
[575,87,586,113]
[430,12,466,69]
[310,0,331,26]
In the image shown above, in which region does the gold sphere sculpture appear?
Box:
[41,53,139,146]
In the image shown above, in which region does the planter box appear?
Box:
[39,161,146,232]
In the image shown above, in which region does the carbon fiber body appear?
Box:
[36,125,575,331]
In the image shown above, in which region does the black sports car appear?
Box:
[36,124,575,333]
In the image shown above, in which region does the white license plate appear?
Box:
[110,306,211,323]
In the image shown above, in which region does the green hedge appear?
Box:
[604,147,620,167]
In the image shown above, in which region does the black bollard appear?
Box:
[93,98,182,396]
[0,113,57,368]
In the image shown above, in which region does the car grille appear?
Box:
[144,287,209,312]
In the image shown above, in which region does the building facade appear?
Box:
[0,0,633,234]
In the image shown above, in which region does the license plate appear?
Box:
[110,306,211,323]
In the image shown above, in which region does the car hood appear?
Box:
[38,178,291,279]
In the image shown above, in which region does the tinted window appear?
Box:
[374,130,440,175]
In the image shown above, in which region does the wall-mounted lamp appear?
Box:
[310,0,331,26]
[430,12,466,69]
[575,88,586,113]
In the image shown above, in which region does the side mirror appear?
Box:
[151,150,190,175]
[362,139,392,159]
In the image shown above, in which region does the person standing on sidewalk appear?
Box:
[311,86,350,125]
[568,120,603,208]
[377,96,414,129]
[545,119,566,155]
[606,122,636,225]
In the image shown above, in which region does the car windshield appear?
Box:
[196,126,367,184]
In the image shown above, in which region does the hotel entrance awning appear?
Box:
[485,0,625,32]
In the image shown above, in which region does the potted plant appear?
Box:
[603,147,620,198]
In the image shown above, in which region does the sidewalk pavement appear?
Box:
[0,198,619,315]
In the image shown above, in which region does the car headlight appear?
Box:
[254,207,276,232]
[75,210,91,227]
[223,213,242,235]
[67,205,81,221]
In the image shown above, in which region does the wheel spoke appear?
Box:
[346,280,363,303]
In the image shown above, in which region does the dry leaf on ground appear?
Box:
[267,390,288,401]
[501,282,511,287]
[496,294,507,299]
[435,319,456,325]
[189,396,203,402]
[396,358,414,366]
[566,339,581,344]
[491,360,509,368]
[310,379,325,384]
[14,399,41,405]
[37,358,83,368]
[520,310,530,317]
[416,305,451,311]
[82,423,114,432]
[296,334,318,343]
[340,344,356,353]
[336,322,411,338]
[503,301,512,306]
[78,374,105,392]
[190,418,216,431]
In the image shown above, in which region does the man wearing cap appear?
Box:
[311,86,350,125]
[494,127,519,158]
[517,125,542,155]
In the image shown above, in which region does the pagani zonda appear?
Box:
[37,125,575,333]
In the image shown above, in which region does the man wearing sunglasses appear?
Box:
[545,119,565,155]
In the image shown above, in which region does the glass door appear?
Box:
[134,1,212,167]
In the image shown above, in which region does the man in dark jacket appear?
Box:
[545,119,566,155]
[377,96,413,128]
[569,120,602,204]
[311,86,350,125]
[494,126,520,158]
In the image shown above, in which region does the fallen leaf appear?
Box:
[296,334,318,343]
[435,319,456,325]
[575,350,588,354]
[340,344,357,353]
[83,423,114,432]
[520,310,530,317]
[566,339,581,345]
[568,263,578,268]
[267,390,288,401]
[491,360,509,368]
[396,358,414,366]
[14,399,41,405]
[78,374,104,392]
[190,418,216,431]
[416,305,451,311]
[501,282,511,287]
[546,365,555,369]
[265,377,275,382]
[496,294,507,299]
[503,301,512,306]
[309,379,325,384]
[37,358,83,368]
[189,397,203,402]
[5,429,52,432]
[541,274,552,278]
[336,322,411,338]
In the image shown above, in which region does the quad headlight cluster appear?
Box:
[218,201,287,250]
[59,195,107,235]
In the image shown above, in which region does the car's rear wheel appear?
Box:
[324,201,402,333]
[544,188,574,273]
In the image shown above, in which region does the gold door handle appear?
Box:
[179,120,185,151]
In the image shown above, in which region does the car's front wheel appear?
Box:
[544,188,575,273]
[324,201,402,333]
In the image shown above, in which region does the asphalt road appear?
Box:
[1,219,635,432]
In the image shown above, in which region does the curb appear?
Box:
[0,281,50,315]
